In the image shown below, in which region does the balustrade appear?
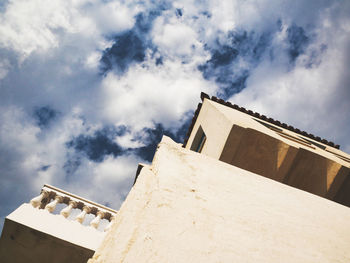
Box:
[76,206,90,224]
[45,195,63,213]
[29,184,117,231]
[104,215,115,232]
[90,211,103,229]
[30,191,49,208]
[60,201,77,218]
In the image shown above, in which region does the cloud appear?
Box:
[101,30,147,73]
[231,1,350,150]
[101,58,215,130]
[88,1,136,35]
[198,29,272,99]
[152,16,201,58]
[0,107,44,217]
[0,58,10,79]
[33,106,59,128]
[66,127,125,162]
[286,24,310,63]
[0,0,76,60]
[1,0,350,235]
[62,154,140,209]
[0,0,136,61]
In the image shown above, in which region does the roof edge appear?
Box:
[182,92,339,149]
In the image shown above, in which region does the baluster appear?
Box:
[90,211,104,229]
[30,191,48,208]
[75,205,91,224]
[45,195,63,213]
[60,201,77,218]
[104,215,116,232]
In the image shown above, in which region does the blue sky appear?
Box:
[1,0,350,232]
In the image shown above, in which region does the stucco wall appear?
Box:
[0,203,106,263]
[185,99,233,159]
[185,98,350,205]
[89,136,350,263]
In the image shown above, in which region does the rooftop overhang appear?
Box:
[183,93,350,207]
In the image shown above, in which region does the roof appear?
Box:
[182,92,340,149]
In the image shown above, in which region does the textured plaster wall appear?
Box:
[89,136,350,263]
[7,203,105,250]
[186,99,350,205]
[186,99,233,159]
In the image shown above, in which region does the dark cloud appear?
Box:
[135,125,164,162]
[201,11,212,18]
[100,6,170,74]
[175,8,183,17]
[63,155,82,177]
[135,9,164,34]
[219,72,249,99]
[207,45,239,67]
[155,56,163,65]
[170,112,194,143]
[135,115,193,162]
[198,30,272,99]
[33,106,59,128]
[38,165,51,171]
[100,31,147,73]
[64,114,192,165]
[66,127,126,162]
[302,44,327,68]
[286,24,310,63]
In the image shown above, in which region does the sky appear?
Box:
[1,0,350,232]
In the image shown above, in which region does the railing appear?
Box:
[30,184,117,232]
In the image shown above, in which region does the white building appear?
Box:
[0,185,116,263]
[1,93,350,262]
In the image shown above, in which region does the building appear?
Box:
[1,92,350,262]
[0,185,117,263]
[183,93,350,206]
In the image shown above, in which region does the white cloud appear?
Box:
[0,0,141,220]
[0,0,136,61]
[1,0,350,232]
[0,58,10,79]
[152,16,202,58]
[62,154,140,210]
[93,155,138,184]
[114,132,145,149]
[101,58,215,131]
[89,1,137,35]
[84,51,102,69]
[0,105,93,217]
[0,106,44,215]
[231,1,350,149]
[0,0,75,59]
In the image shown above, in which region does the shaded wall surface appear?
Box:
[0,219,94,263]
[185,99,350,206]
[89,137,350,263]
[0,203,105,263]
